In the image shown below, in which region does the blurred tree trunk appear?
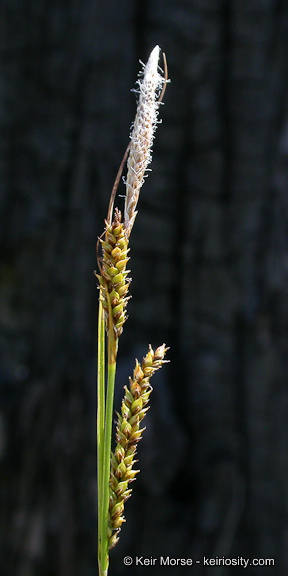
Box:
[1,1,288,575]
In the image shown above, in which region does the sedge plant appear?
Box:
[96,46,169,576]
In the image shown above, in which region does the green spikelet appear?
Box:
[96,208,130,338]
[107,344,168,550]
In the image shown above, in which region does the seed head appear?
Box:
[107,344,169,549]
[96,209,130,338]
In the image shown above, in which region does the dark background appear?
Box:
[1,1,288,575]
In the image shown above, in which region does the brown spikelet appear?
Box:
[96,209,130,338]
[107,344,168,550]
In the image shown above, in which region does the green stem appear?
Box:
[100,354,117,575]
[97,300,105,568]
[99,286,118,576]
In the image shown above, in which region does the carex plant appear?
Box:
[96,46,169,576]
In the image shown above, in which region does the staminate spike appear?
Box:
[124,46,166,238]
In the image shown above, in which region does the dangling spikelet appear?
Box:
[107,344,168,550]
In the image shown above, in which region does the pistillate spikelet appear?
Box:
[107,344,168,550]
[96,209,130,338]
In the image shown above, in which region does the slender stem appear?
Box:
[100,355,117,575]
[107,142,131,225]
[97,300,105,569]
[99,289,118,576]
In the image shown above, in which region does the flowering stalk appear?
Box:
[96,45,168,576]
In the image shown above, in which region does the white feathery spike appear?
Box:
[124,45,164,237]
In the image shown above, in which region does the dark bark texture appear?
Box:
[1,1,288,575]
